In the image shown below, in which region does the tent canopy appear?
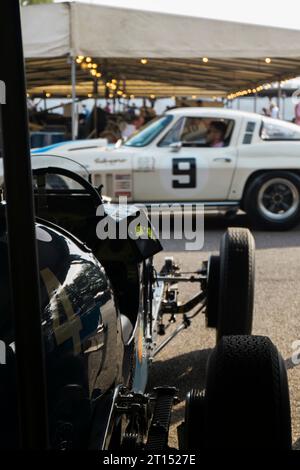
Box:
[21,2,300,98]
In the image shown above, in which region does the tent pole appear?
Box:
[93,78,98,137]
[71,56,77,140]
[277,81,282,118]
[282,95,285,121]
[254,92,257,113]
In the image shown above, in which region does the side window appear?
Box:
[182,118,234,147]
[243,121,256,144]
[181,117,208,145]
[260,119,300,141]
[159,117,234,148]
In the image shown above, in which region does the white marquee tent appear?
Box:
[21,2,300,59]
[20,2,300,137]
[21,2,300,97]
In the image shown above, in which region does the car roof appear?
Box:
[165,107,262,120]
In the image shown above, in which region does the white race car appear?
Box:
[8,108,300,229]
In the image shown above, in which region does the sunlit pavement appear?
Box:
[149,213,300,449]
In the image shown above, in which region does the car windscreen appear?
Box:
[261,119,300,141]
[124,115,173,147]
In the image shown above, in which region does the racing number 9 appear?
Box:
[172,158,196,189]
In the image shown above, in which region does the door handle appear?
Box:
[213,157,232,163]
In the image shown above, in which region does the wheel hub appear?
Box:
[258,178,299,221]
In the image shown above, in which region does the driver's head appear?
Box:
[206,121,227,146]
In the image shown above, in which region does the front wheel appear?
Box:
[244,171,300,230]
[217,227,255,341]
[184,336,292,450]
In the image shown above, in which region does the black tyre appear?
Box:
[201,335,292,449]
[205,255,220,328]
[244,171,300,230]
[217,227,255,341]
[184,389,205,450]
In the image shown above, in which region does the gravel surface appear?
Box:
[148,213,300,449]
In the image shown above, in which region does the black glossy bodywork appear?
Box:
[0,203,124,448]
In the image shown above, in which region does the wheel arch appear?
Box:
[241,169,300,210]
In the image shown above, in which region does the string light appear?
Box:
[45,92,51,98]
[86,57,92,63]
[227,80,282,100]
[202,57,209,63]
[141,58,148,65]
[265,57,272,64]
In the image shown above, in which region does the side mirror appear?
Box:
[169,141,182,152]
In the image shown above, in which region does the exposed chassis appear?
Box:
[146,257,207,360]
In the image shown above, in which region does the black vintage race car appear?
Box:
[0,0,293,452]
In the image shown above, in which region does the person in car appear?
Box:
[206,121,227,147]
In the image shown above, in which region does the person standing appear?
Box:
[295,102,300,126]
[269,100,279,119]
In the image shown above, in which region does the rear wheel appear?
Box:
[244,171,300,230]
[184,389,205,450]
[205,255,220,328]
[184,336,292,449]
[217,227,255,341]
[205,335,292,449]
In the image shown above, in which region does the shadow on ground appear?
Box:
[148,348,212,427]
